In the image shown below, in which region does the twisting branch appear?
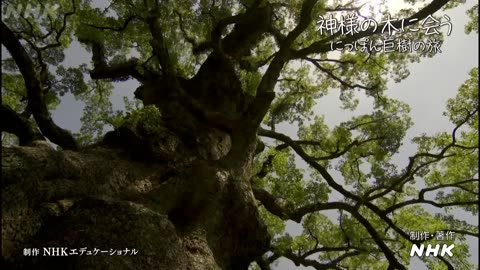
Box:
[257,126,467,270]
[419,178,479,197]
[366,108,478,201]
[12,0,75,90]
[17,20,51,90]
[276,140,323,151]
[1,21,78,150]
[84,15,136,32]
[248,0,320,126]
[301,246,366,269]
[252,186,406,270]
[252,187,289,219]
[257,0,320,95]
[78,37,155,83]
[273,135,382,161]
[304,57,376,91]
[304,57,356,66]
[258,127,361,203]
[1,104,45,145]
[383,178,479,213]
[38,0,77,51]
[281,249,344,269]
[256,127,438,252]
[385,197,479,213]
[254,53,278,69]
[313,136,384,161]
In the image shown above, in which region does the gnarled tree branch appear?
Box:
[1,21,77,150]
[78,37,153,83]
[252,185,406,270]
[258,127,361,202]
[1,104,45,145]
[247,0,320,126]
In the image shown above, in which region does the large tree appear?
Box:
[1,0,478,269]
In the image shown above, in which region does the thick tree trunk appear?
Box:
[2,126,270,269]
[2,26,273,268]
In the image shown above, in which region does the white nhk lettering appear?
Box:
[409,244,455,257]
[42,247,69,256]
[2,3,59,19]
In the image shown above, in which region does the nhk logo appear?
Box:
[409,244,455,257]
[409,230,456,257]
[2,3,59,19]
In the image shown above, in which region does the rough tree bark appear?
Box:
[1,39,273,270]
[2,7,274,269]
[2,125,269,270]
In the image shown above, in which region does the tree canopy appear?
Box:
[1,0,478,269]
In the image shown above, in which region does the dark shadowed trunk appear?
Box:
[2,45,271,269]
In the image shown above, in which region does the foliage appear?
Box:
[1,0,478,269]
